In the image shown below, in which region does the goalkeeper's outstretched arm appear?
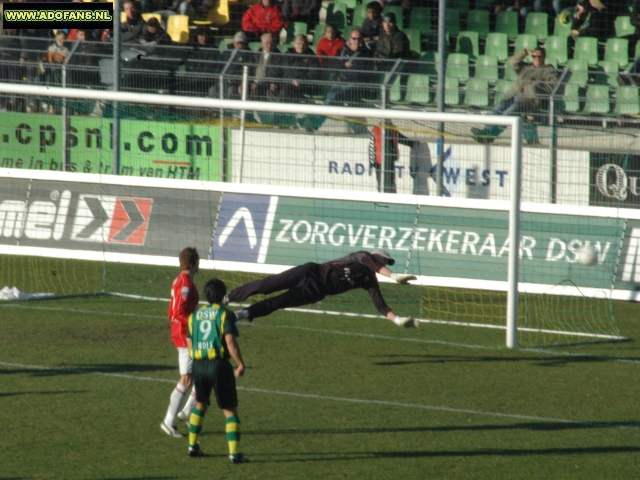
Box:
[377,266,417,284]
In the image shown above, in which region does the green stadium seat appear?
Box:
[352,4,367,28]
[615,85,640,114]
[584,84,611,114]
[417,50,438,76]
[449,0,470,15]
[218,38,232,52]
[404,28,422,55]
[615,15,636,38]
[446,52,470,83]
[554,14,572,37]
[495,10,519,40]
[562,83,582,112]
[336,0,357,9]
[410,7,433,34]
[464,77,490,107]
[505,64,519,80]
[595,60,620,86]
[484,32,508,63]
[514,34,538,62]
[327,2,348,29]
[342,25,354,40]
[382,6,404,30]
[604,37,630,69]
[456,30,480,59]
[474,54,499,83]
[467,9,490,38]
[285,21,308,43]
[494,79,514,104]
[545,35,569,67]
[566,58,589,85]
[573,36,599,67]
[525,12,549,42]
[248,41,262,51]
[445,76,460,105]
[445,8,460,38]
[404,74,431,105]
[277,43,292,53]
[312,25,325,46]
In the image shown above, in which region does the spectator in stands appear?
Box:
[362,1,383,50]
[282,0,321,24]
[210,31,253,99]
[187,27,219,70]
[242,0,285,41]
[121,0,145,43]
[39,31,70,112]
[0,1,28,111]
[373,12,410,64]
[559,0,607,43]
[250,33,284,102]
[139,17,172,47]
[316,24,345,67]
[281,34,320,102]
[471,48,558,145]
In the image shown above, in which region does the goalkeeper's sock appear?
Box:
[226,416,241,456]
[180,387,197,419]
[164,382,187,426]
[188,408,206,449]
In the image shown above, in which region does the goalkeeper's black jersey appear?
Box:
[319,251,391,315]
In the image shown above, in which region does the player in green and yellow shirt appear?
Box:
[186,278,248,464]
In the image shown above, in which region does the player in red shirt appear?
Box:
[161,247,201,438]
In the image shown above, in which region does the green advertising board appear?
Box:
[265,197,623,290]
[0,111,222,181]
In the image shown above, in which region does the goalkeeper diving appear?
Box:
[226,249,419,328]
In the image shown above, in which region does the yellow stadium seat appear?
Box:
[142,13,162,23]
[167,14,190,43]
[192,0,229,26]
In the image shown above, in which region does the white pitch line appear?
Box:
[2,302,640,364]
[1,360,631,427]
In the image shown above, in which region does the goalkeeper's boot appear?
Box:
[160,421,183,438]
[395,316,419,328]
[236,309,252,322]
[188,445,204,457]
[229,453,250,464]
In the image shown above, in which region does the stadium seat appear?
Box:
[336,0,357,10]
[595,60,620,86]
[456,31,480,59]
[121,11,127,23]
[410,7,433,34]
[352,4,367,28]
[141,13,162,23]
[553,14,572,38]
[615,15,636,38]
[474,54,499,83]
[524,12,548,42]
[445,8,461,38]
[445,76,460,105]
[417,50,438,76]
[494,79,514,104]
[218,38,232,51]
[166,15,190,44]
[192,0,229,25]
[285,22,308,43]
[312,25,325,46]
[573,36,599,67]
[403,74,431,105]
[382,6,404,30]
[562,83,582,113]
[277,43,291,52]
[604,37,630,69]
[467,9,490,38]
[614,85,640,114]
[446,52,470,83]
[404,28,422,55]
[464,77,490,107]
[545,35,569,67]
[342,25,354,41]
[449,0,470,15]
[505,64,519,81]
[495,10,519,40]
[484,32,509,63]
[584,84,611,114]
[249,41,262,51]
[327,2,348,29]
[566,58,589,85]
[514,34,538,62]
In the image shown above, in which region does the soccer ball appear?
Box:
[576,245,598,266]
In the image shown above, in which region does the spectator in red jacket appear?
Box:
[242,0,284,41]
[316,24,346,67]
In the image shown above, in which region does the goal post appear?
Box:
[0,81,628,348]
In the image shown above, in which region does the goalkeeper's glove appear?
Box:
[394,316,418,328]
[390,273,416,284]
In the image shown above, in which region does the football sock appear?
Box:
[180,387,197,418]
[226,416,241,455]
[188,408,205,448]
[164,382,187,426]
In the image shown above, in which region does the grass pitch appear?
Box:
[1,293,640,480]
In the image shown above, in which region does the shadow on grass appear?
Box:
[257,445,640,463]
[372,353,640,367]
[0,390,87,398]
[249,420,640,436]
[0,364,174,377]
